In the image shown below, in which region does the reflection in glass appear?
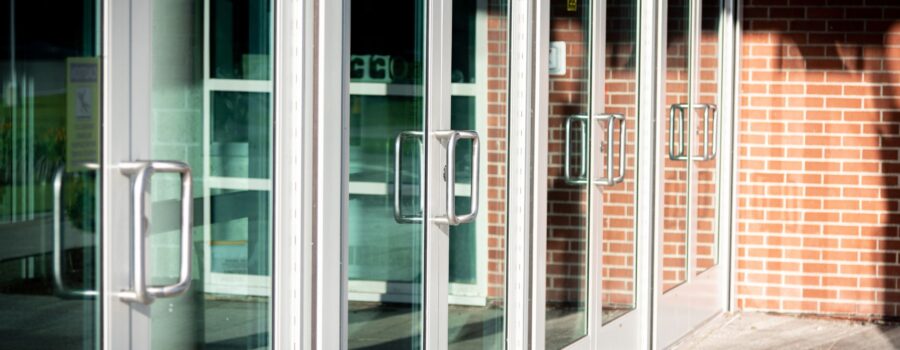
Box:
[545,1,591,349]
[602,0,639,325]
[662,0,691,293]
[211,91,271,179]
[347,0,425,348]
[210,189,270,276]
[211,0,271,80]
[0,1,100,349]
[695,0,721,274]
[447,0,508,346]
[149,0,273,348]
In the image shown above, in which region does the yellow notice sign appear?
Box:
[66,57,100,171]
[567,0,577,11]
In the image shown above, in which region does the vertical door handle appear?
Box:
[699,104,718,161]
[394,131,424,224]
[435,130,480,226]
[593,113,626,186]
[669,104,718,161]
[119,161,193,304]
[564,115,589,185]
[669,103,690,161]
[53,163,100,299]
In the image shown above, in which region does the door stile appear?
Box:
[425,0,452,348]
[103,0,153,349]
[587,0,606,347]
[637,0,661,348]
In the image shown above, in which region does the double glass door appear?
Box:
[541,0,646,349]
[0,0,278,348]
[345,0,510,349]
[657,0,728,346]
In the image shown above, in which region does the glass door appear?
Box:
[0,1,101,349]
[344,0,510,349]
[656,0,727,346]
[346,0,427,347]
[541,0,644,348]
[106,0,276,348]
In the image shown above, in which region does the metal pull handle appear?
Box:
[119,161,193,304]
[53,163,100,299]
[593,113,626,186]
[564,115,589,185]
[436,130,480,226]
[700,104,718,161]
[669,103,689,161]
[669,103,718,161]
[394,131,424,224]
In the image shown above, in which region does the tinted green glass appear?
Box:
[347,0,425,348]
[0,1,100,348]
[447,0,509,348]
[211,91,271,179]
[149,0,273,348]
[211,0,271,80]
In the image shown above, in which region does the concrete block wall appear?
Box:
[736,0,900,319]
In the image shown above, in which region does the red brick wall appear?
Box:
[602,0,639,310]
[486,0,508,301]
[544,0,640,310]
[546,1,590,305]
[736,0,900,319]
[662,0,691,291]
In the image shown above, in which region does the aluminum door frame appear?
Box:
[530,0,657,348]
[653,0,737,347]
[103,0,298,348]
[316,0,453,348]
[314,0,546,348]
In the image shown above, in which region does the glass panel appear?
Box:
[695,0,721,274]
[0,1,101,348]
[447,0,508,348]
[662,0,690,293]
[210,0,271,80]
[149,0,273,348]
[601,0,638,324]
[347,0,425,348]
[210,91,271,179]
[545,1,591,349]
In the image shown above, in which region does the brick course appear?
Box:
[736,0,900,319]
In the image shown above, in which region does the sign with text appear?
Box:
[350,55,417,84]
[66,57,100,171]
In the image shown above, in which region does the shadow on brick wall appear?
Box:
[739,0,900,340]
